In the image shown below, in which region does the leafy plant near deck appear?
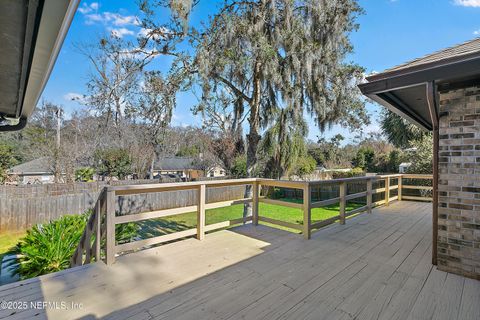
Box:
[115,222,138,245]
[15,214,88,279]
[14,210,138,279]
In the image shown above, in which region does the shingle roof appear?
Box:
[8,157,53,174]
[154,157,201,171]
[367,38,480,81]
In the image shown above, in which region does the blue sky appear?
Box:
[41,0,480,143]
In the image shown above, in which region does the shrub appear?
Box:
[75,167,95,182]
[231,155,247,178]
[115,223,138,245]
[292,155,317,177]
[332,167,364,179]
[94,148,132,180]
[406,135,433,174]
[16,214,88,279]
[352,147,375,170]
[15,211,139,279]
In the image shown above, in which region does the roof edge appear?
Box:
[366,51,480,82]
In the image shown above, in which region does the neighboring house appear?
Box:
[398,162,411,173]
[206,165,226,178]
[7,157,55,184]
[153,157,226,180]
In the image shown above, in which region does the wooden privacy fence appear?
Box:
[71,174,433,266]
[0,179,244,232]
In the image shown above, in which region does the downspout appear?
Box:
[426,81,439,266]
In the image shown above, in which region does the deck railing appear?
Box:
[70,173,432,266]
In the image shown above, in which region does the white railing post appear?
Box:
[252,181,259,226]
[339,181,346,225]
[105,189,116,265]
[398,175,403,201]
[94,194,102,261]
[367,178,373,213]
[197,184,206,240]
[303,182,311,240]
[385,177,390,206]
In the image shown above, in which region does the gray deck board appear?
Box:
[0,201,479,320]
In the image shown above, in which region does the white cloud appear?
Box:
[90,2,99,10]
[63,92,86,103]
[78,3,139,28]
[84,13,104,25]
[137,28,168,40]
[104,12,140,26]
[110,28,135,38]
[84,12,139,27]
[78,2,99,14]
[454,0,480,7]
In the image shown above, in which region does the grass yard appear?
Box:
[134,201,364,238]
[0,232,24,262]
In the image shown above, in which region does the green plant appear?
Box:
[332,167,364,179]
[15,210,140,279]
[94,148,132,180]
[75,167,95,182]
[406,135,433,174]
[352,147,375,170]
[231,155,247,178]
[0,143,19,183]
[15,213,88,279]
[292,155,317,177]
[380,109,428,148]
[115,223,138,245]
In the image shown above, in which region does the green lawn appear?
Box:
[135,201,364,238]
[0,232,24,262]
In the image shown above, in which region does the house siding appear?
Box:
[438,85,480,280]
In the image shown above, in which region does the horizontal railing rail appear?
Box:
[70,174,433,266]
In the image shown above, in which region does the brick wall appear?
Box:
[437,85,480,280]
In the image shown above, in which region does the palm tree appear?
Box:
[380,109,428,148]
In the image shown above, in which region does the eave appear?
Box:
[359,54,480,131]
[0,0,79,131]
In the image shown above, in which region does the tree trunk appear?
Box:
[149,157,155,179]
[243,63,262,220]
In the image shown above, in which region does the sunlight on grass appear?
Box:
[0,232,24,261]
[135,201,364,238]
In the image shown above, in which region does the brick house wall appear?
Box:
[437,85,480,280]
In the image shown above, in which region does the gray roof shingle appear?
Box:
[367,38,480,81]
[154,157,201,171]
[8,157,53,174]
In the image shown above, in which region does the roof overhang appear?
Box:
[0,0,79,131]
[359,54,480,131]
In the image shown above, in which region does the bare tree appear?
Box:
[136,70,183,178]
[77,36,155,142]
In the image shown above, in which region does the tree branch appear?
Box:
[216,75,252,104]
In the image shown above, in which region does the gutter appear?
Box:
[426,81,439,266]
[22,0,81,116]
[1,0,80,131]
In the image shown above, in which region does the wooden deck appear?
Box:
[1,201,479,320]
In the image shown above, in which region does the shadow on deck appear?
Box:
[1,201,479,320]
